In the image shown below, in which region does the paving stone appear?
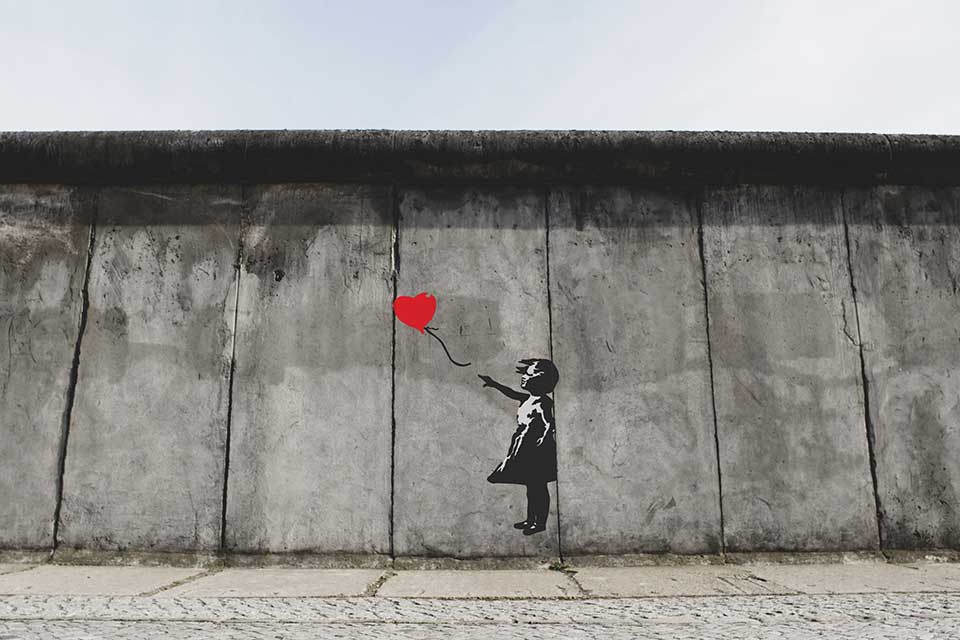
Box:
[160,568,385,597]
[0,592,959,639]
[376,569,578,598]
[748,562,958,594]
[0,566,201,596]
[573,566,785,597]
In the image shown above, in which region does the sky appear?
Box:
[1,0,958,133]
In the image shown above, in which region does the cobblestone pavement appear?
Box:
[0,593,958,638]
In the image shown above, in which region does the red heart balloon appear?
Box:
[393,292,437,333]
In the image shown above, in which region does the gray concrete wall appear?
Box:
[59,186,240,552]
[846,186,960,549]
[0,131,958,557]
[225,184,393,554]
[0,186,91,549]
[393,187,557,557]
[702,186,878,551]
[550,187,722,554]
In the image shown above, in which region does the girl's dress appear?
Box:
[487,395,557,485]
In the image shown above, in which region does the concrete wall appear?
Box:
[225,184,393,555]
[59,187,239,552]
[845,186,960,549]
[702,186,878,551]
[394,187,556,558]
[1,131,959,558]
[550,187,721,554]
[0,186,91,549]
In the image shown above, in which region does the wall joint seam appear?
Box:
[51,188,99,555]
[389,183,400,561]
[219,186,246,553]
[696,196,727,557]
[544,187,564,563]
[840,191,885,551]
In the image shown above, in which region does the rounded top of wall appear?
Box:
[0,130,958,186]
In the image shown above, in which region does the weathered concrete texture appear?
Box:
[225,184,393,554]
[59,186,241,551]
[0,565,201,595]
[845,187,960,549]
[5,130,959,187]
[393,188,555,557]
[377,569,579,598]
[550,187,721,554]
[573,566,785,596]
[161,568,385,597]
[0,186,91,549]
[703,186,878,551]
[0,564,35,575]
[748,562,960,594]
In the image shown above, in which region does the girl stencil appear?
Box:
[479,359,559,536]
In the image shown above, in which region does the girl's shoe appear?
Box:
[513,520,529,529]
[522,521,546,536]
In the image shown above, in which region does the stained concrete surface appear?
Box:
[161,568,385,597]
[59,186,241,551]
[0,565,201,595]
[748,562,960,594]
[572,565,786,596]
[393,188,556,557]
[845,186,960,549]
[225,185,393,554]
[703,186,878,551]
[376,569,578,598]
[0,565,34,576]
[0,186,91,549]
[549,187,722,555]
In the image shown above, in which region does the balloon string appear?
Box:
[424,326,471,367]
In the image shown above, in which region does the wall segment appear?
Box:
[0,131,958,558]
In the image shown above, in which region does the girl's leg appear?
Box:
[534,483,550,524]
[515,485,534,528]
[522,483,549,534]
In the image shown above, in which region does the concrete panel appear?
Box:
[0,566,201,595]
[845,187,960,549]
[549,187,722,554]
[394,188,555,557]
[377,569,578,598]
[703,186,878,551]
[225,185,392,553]
[573,566,782,596]
[161,568,385,597]
[60,186,240,551]
[748,562,955,594]
[0,186,91,548]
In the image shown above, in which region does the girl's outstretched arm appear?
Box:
[478,374,528,402]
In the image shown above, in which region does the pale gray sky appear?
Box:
[1,0,957,132]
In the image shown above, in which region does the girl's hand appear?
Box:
[478,374,495,388]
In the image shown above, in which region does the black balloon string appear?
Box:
[424,326,471,367]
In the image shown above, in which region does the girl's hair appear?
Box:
[516,358,559,394]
